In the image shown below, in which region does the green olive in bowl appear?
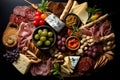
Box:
[32,25,56,51]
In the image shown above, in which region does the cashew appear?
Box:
[77,49,84,55]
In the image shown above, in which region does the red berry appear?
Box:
[39,19,45,25]
[35,11,42,16]
[34,16,41,21]
[32,20,38,26]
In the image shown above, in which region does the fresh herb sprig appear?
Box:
[50,62,64,80]
[70,26,82,37]
[38,0,48,12]
[86,5,102,22]
[86,5,102,15]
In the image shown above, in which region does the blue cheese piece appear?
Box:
[45,14,65,32]
[69,56,80,69]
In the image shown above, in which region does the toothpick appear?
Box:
[23,0,41,11]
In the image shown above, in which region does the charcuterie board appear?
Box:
[0,0,117,80]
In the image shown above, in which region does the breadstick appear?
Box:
[79,13,109,29]
[60,0,73,20]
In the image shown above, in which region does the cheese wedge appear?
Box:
[69,0,79,13]
[69,56,80,69]
[12,54,31,74]
[70,2,89,24]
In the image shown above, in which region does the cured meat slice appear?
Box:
[9,14,28,25]
[100,20,112,36]
[25,7,36,20]
[17,22,35,52]
[77,57,94,75]
[81,28,92,36]
[30,58,51,76]
[10,6,36,25]
[13,6,30,17]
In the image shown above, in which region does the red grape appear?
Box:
[61,46,66,52]
[57,35,62,40]
[61,37,66,42]
[87,51,92,57]
[92,52,97,58]
[88,47,92,51]
[93,48,97,52]
[57,40,62,46]
[62,42,65,46]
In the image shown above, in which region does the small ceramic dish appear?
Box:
[64,13,81,28]
[32,25,56,51]
[65,36,80,51]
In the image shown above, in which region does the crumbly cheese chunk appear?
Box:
[12,54,31,74]
[69,56,80,69]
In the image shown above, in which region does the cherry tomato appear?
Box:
[40,13,47,19]
[32,20,38,26]
[67,29,72,36]
[39,19,45,25]
[35,11,42,16]
[34,16,41,21]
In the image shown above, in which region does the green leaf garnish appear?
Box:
[86,5,102,15]
[38,0,48,12]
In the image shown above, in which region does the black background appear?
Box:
[0,0,120,80]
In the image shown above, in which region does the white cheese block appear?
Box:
[69,56,80,69]
[12,54,31,74]
[45,14,65,32]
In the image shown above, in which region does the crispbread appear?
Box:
[12,53,31,74]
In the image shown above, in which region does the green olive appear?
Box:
[34,34,40,40]
[36,41,43,46]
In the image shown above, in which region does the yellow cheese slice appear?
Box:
[69,0,79,13]
[72,2,89,24]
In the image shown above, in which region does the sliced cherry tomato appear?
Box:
[40,13,47,19]
[32,20,38,26]
[35,11,42,16]
[39,19,45,25]
[34,15,41,21]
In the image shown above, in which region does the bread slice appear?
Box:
[2,22,18,48]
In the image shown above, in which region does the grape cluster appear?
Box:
[56,35,66,52]
[3,49,20,63]
[84,44,103,58]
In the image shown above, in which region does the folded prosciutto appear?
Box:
[30,58,52,76]
[81,20,112,42]
[17,22,35,52]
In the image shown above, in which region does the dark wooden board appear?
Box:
[0,0,120,80]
